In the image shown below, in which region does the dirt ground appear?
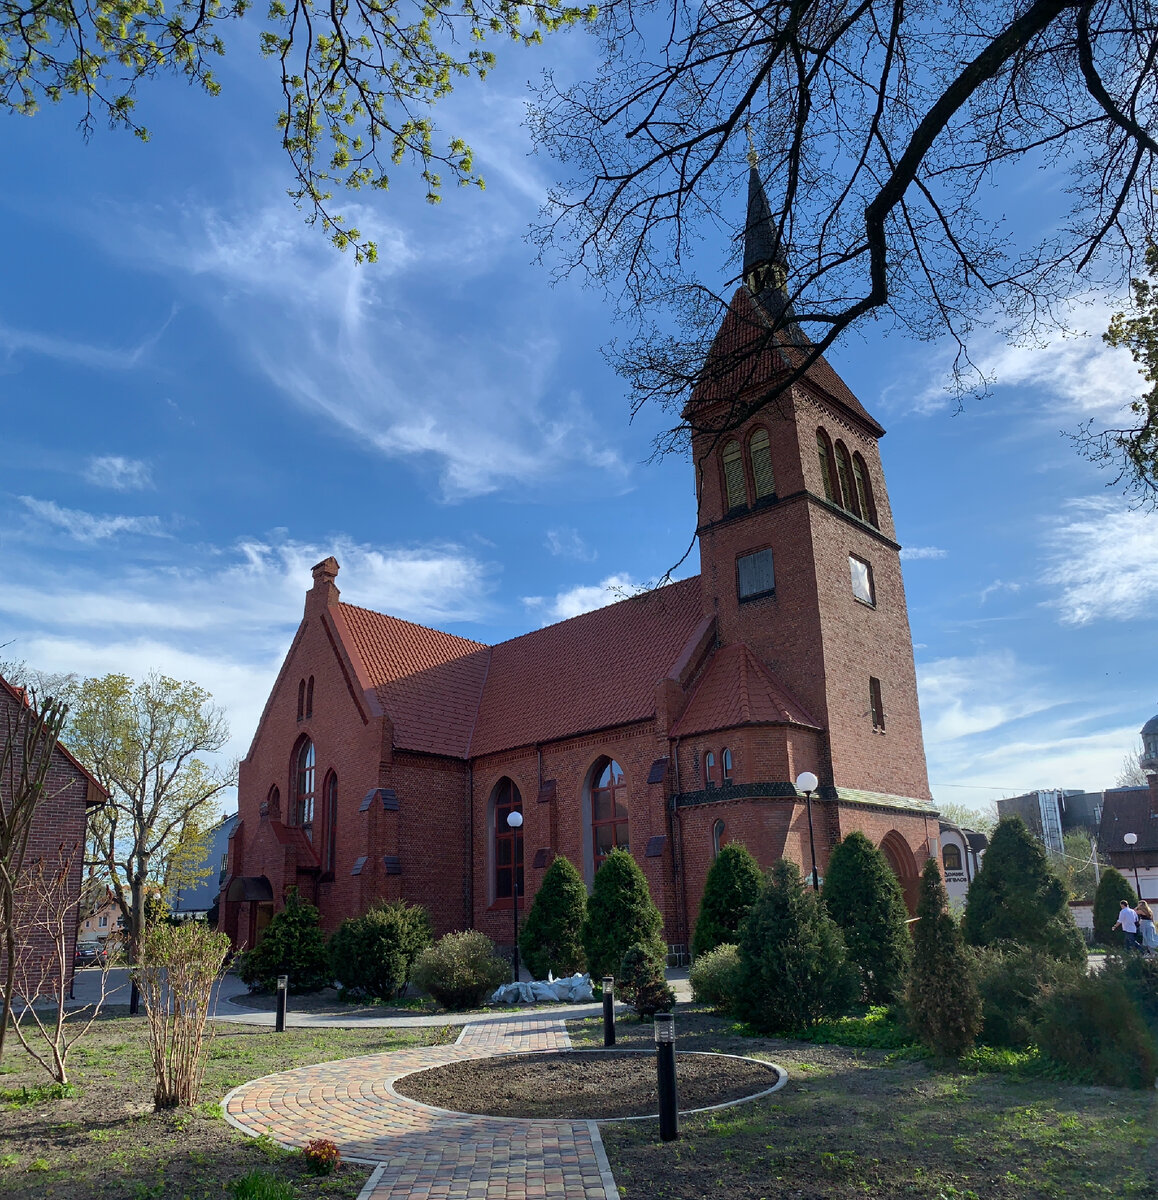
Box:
[394,1049,780,1118]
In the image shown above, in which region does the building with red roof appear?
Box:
[221,172,940,957]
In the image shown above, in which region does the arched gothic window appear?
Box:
[295,740,315,838]
[296,680,305,721]
[712,819,726,858]
[722,440,747,511]
[323,771,338,872]
[834,441,862,519]
[942,843,963,872]
[816,429,839,503]
[591,758,629,871]
[722,748,733,784]
[748,429,776,500]
[305,676,315,718]
[851,453,878,527]
[704,751,716,789]
[491,778,523,902]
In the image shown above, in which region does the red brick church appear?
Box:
[221,171,939,958]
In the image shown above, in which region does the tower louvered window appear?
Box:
[852,453,878,527]
[749,429,776,499]
[835,442,862,518]
[817,430,838,502]
[722,440,747,510]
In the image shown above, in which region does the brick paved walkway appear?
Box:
[222,1017,620,1200]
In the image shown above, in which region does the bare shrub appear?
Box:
[135,921,231,1109]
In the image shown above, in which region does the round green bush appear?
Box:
[328,899,432,1002]
[1035,972,1158,1088]
[692,843,764,960]
[581,848,666,983]
[518,854,587,981]
[618,942,675,1017]
[822,831,912,1004]
[735,859,857,1034]
[411,930,511,1011]
[689,942,740,1013]
[973,943,1085,1049]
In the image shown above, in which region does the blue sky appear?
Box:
[1,27,1155,819]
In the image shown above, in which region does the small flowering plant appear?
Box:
[302,1137,341,1176]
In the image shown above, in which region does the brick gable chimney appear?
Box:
[306,556,341,616]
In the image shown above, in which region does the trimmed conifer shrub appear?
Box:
[1092,867,1137,945]
[734,859,857,1034]
[618,942,676,1017]
[328,899,432,1002]
[518,854,587,981]
[961,816,1086,963]
[236,887,330,993]
[906,858,981,1057]
[822,831,912,1004]
[411,930,510,1010]
[973,943,1085,1049]
[691,843,764,960]
[581,848,666,983]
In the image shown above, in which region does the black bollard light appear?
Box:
[654,1011,678,1142]
[275,975,288,1033]
[129,979,140,1016]
[602,976,616,1047]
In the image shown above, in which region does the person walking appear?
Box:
[1136,901,1157,957]
[1113,899,1140,951]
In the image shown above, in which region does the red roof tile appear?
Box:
[670,642,820,737]
[688,288,885,437]
[338,604,490,758]
[469,579,706,757]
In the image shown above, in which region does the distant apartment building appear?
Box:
[997,789,1102,855]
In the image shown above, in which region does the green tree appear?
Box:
[691,842,764,960]
[581,848,665,983]
[822,832,912,1005]
[906,858,982,1058]
[1,0,594,261]
[65,673,235,961]
[518,855,587,981]
[328,900,432,1002]
[617,942,675,1018]
[734,859,857,1035]
[236,887,330,992]
[961,816,1086,963]
[1054,830,1102,905]
[1093,867,1137,945]
[935,801,997,835]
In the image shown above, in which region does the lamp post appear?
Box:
[654,1012,678,1142]
[795,771,820,892]
[507,810,524,982]
[275,975,288,1033]
[1124,832,1141,898]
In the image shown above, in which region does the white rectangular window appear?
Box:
[849,555,875,606]
[737,549,775,600]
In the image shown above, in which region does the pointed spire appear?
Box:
[742,166,784,288]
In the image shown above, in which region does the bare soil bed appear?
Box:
[393,1050,780,1118]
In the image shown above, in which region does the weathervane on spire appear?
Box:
[745,122,759,170]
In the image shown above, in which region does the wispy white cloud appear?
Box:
[899,545,947,561]
[523,573,644,624]
[18,496,169,542]
[545,527,597,561]
[979,579,1021,604]
[1041,498,1158,625]
[0,310,175,371]
[84,456,153,491]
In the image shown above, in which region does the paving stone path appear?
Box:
[223,1016,621,1200]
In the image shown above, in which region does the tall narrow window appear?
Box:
[722,440,747,511]
[296,680,305,721]
[869,677,886,731]
[591,758,629,870]
[851,453,878,527]
[295,740,316,836]
[749,429,776,499]
[492,778,523,902]
[305,676,314,719]
[704,751,716,789]
[722,748,733,784]
[817,429,838,502]
[712,819,726,858]
[835,441,862,518]
[323,771,338,872]
[849,555,875,606]
[737,548,775,600]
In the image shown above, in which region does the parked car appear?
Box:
[73,942,107,968]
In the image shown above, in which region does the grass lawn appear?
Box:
[0,1010,456,1200]
[569,1010,1158,1200]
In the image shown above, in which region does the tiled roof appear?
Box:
[469,578,706,757]
[670,642,819,737]
[689,287,885,437]
[836,787,937,815]
[338,604,490,758]
[1099,786,1158,854]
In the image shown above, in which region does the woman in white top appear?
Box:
[1137,900,1157,956]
